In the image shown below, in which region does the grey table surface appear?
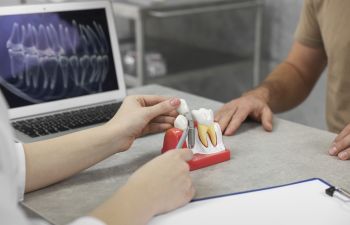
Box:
[23,84,350,225]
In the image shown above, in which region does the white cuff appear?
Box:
[68,217,106,225]
[14,143,26,202]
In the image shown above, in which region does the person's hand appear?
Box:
[124,149,195,217]
[329,124,350,160]
[90,149,194,225]
[215,93,273,136]
[106,95,180,151]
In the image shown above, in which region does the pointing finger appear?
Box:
[177,149,194,161]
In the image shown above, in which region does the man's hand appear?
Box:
[215,94,273,136]
[329,124,350,160]
[106,95,180,151]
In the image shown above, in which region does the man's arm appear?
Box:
[257,41,327,112]
[215,41,327,135]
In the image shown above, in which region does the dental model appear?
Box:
[190,108,226,154]
[0,20,110,103]
[162,99,231,170]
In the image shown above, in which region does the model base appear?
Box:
[188,150,231,171]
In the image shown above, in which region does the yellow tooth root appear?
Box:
[207,125,217,146]
[198,124,208,147]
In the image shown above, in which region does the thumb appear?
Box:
[147,98,180,119]
[178,149,194,161]
[261,107,273,132]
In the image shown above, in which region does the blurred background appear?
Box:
[2,0,326,130]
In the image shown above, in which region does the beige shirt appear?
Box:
[295,0,350,133]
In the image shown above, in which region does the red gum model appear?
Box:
[161,128,231,171]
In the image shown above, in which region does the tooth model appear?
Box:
[162,99,230,171]
[190,108,225,154]
[174,114,188,131]
[176,99,189,115]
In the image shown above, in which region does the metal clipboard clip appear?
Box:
[326,186,350,203]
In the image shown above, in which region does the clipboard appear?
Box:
[149,178,350,225]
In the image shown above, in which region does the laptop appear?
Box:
[0,1,126,143]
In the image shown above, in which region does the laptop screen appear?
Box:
[0,8,119,109]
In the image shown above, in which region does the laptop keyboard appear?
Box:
[12,102,122,138]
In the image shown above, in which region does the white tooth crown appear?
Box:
[176,99,189,115]
[191,108,214,125]
[174,115,188,131]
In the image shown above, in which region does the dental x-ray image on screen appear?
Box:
[0,8,119,108]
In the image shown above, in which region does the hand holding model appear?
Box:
[126,149,194,215]
[91,96,196,225]
[106,95,180,151]
[91,149,194,225]
[23,95,195,225]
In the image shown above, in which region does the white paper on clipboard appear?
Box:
[149,178,350,225]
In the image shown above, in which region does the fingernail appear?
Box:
[339,152,348,160]
[170,98,180,106]
[267,124,273,131]
[224,130,231,136]
[329,146,337,155]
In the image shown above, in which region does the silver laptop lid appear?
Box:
[0,1,126,120]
